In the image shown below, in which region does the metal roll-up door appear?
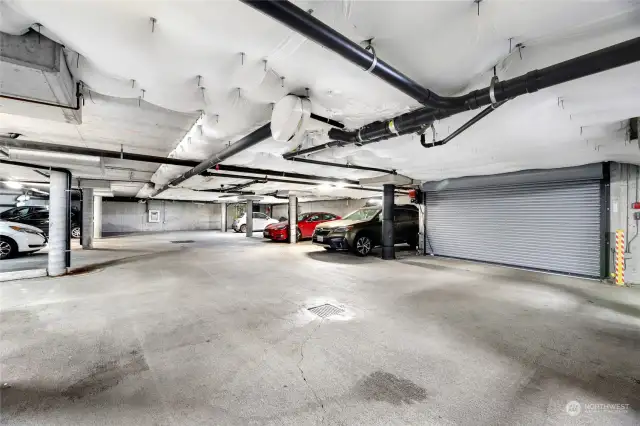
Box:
[425,180,602,277]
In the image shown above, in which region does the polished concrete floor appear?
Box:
[1,231,639,425]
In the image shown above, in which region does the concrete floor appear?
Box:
[1,231,639,425]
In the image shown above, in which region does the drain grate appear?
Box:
[171,240,195,244]
[308,304,344,318]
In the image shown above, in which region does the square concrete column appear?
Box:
[48,170,70,276]
[288,195,297,244]
[93,195,102,239]
[382,184,395,260]
[245,200,253,237]
[81,188,94,249]
[221,203,227,232]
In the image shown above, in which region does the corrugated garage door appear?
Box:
[425,180,602,277]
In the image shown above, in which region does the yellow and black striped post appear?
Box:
[615,230,625,286]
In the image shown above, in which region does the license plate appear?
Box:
[316,236,324,242]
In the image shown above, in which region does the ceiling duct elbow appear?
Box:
[271,95,311,145]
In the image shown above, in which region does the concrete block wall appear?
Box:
[609,162,640,284]
[102,200,222,235]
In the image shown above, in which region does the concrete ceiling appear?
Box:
[1,0,639,201]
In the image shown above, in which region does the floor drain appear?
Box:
[308,304,344,318]
[171,240,195,244]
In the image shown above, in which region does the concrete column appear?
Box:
[48,170,69,276]
[245,200,253,237]
[288,195,298,244]
[382,184,395,260]
[221,203,228,232]
[81,188,94,249]
[93,195,102,239]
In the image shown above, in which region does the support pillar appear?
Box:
[245,200,253,236]
[382,184,395,260]
[93,195,102,239]
[288,195,297,244]
[81,188,94,249]
[48,170,69,276]
[221,203,228,232]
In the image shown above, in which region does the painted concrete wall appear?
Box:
[102,200,222,235]
[271,199,369,220]
[609,162,640,284]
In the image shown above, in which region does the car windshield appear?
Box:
[343,208,380,221]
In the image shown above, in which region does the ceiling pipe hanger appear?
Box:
[0,136,384,182]
[240,0,459,109]
[303,35,640,151]
[149,123,272,197]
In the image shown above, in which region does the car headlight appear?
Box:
[275,224,287,230]
[9,226,42,235]
[331,226,353,233]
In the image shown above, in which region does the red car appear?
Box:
[264,212,341,241]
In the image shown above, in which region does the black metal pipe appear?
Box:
[205,167,361,185]
[0,136,378,183]
[286,157,395,174]
[151,123,272,197]
[0,82,83,111]
[381,184,395,260]
[241,0,456,109]
[282,141,345,159]
[220,179,266,192]
[420,102,505,148]
[328,36,640,145]
[310,113,344,129]
[203,170,393,193]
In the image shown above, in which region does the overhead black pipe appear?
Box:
[220,179,266,192]
[310,113,344,129]
[203,170,396,194]
[287,157,396,174]
[421,101,505,148]
[148,123,272,197]
[241,0,456,109]
[0,136,384,179]
[0,82,83,111]
[328,36,640,146]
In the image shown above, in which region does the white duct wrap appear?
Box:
[47,170,68,276]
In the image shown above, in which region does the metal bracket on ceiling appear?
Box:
[473,0,483,17]
[150,17,157,33]
[362,39,377,73]
[489,75,499,106]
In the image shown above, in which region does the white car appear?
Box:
[0,220,47,259]
[232,212,279,233]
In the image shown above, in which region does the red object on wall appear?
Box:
[632,202,640,209]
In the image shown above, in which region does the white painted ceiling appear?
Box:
[1,0,640,201]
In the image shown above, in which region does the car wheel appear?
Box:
[353,234,372,257]
[240,224,247,233]
[296,227,301,242]
[0,237,17,260]
[71,226,81,239]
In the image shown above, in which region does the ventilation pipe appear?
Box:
[326,36,640,147]
[150,123,272,197]
[241,0,458,109]
[420,102,506,148]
